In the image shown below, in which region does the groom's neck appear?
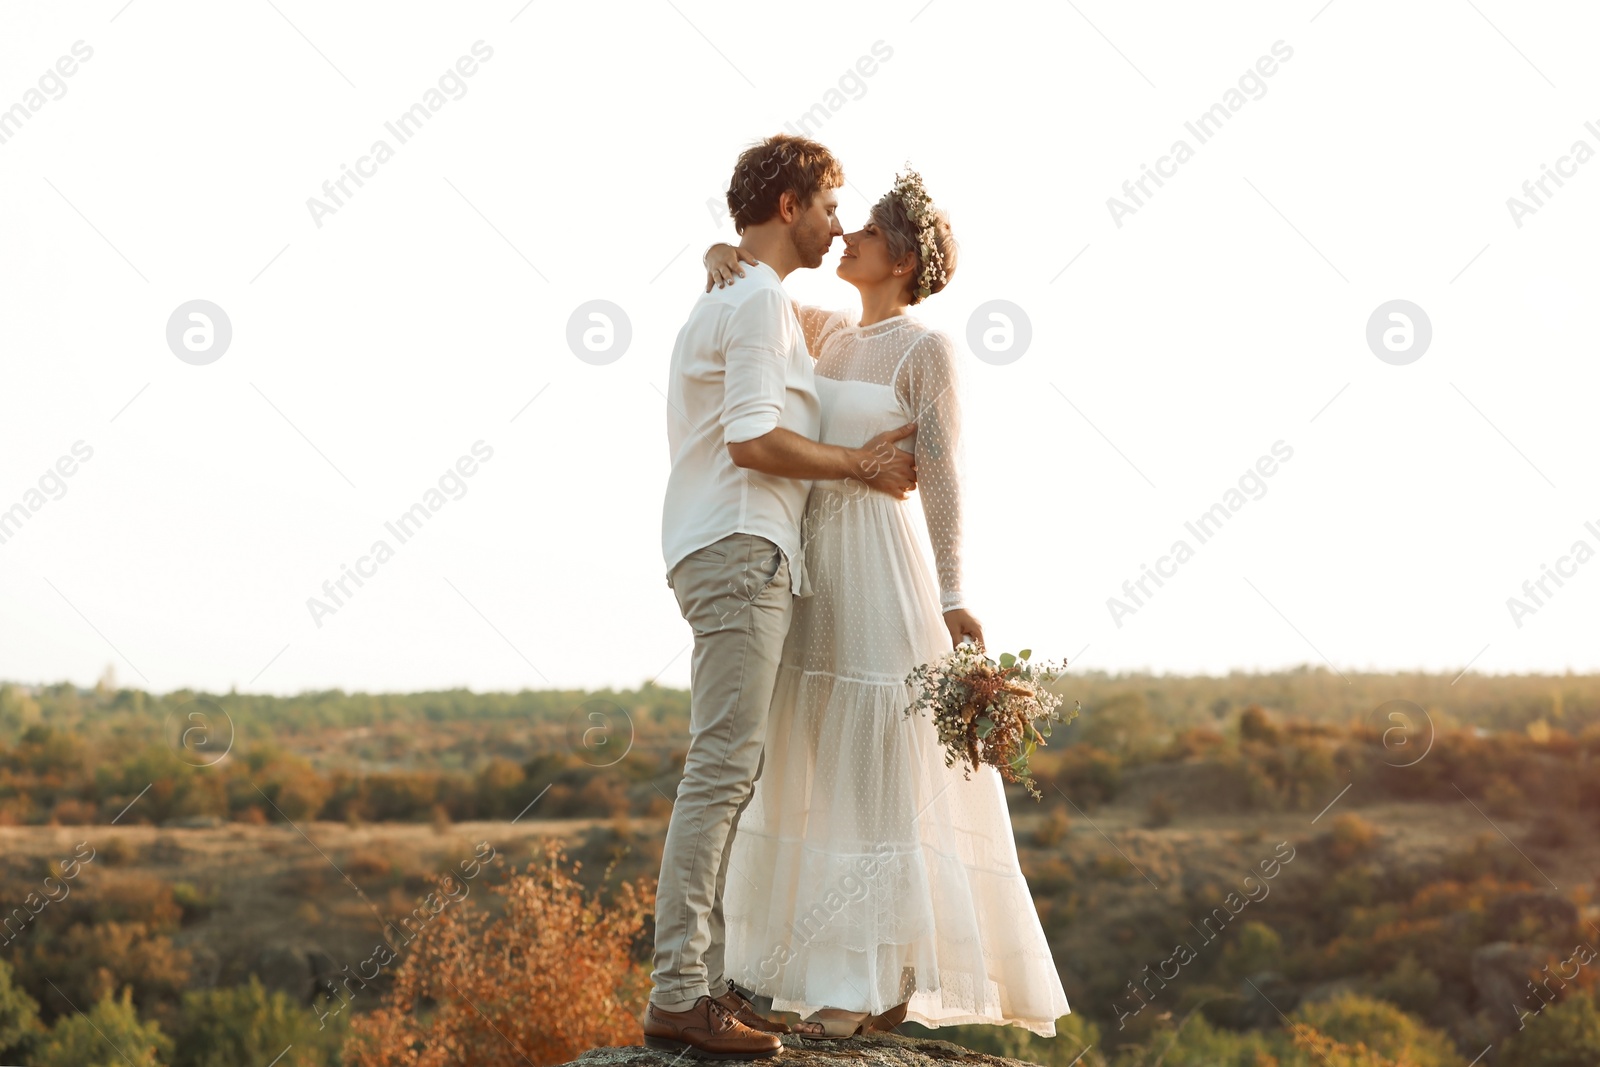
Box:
[738,226,801,280]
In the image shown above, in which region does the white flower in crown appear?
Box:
[890,165,948,302]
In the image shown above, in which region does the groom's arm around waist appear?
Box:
[728,428,862,481]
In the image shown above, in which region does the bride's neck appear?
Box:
[854,282,911,327]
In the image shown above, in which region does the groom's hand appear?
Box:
[848,422,918,499]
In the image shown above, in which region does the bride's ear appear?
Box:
[893,251,918,279]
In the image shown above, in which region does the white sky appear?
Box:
[1,0,1597,697]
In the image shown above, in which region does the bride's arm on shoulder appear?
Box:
[699,244,847,358]
[700,243,852,360]
[898,330,981,647]
[703,242,757,292]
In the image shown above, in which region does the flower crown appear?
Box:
[889,165,948,302]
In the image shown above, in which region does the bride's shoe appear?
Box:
[863,1000,908,1033]
[795,1007,871,1040]
[795,1000,907,1040]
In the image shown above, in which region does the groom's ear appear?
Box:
[776,189,800,224]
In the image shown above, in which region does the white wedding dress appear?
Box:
[723,307,1071,1036]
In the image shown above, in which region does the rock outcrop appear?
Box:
[1471,941,1562,1041]
[555,1031,1045,1067]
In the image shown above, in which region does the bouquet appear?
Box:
[904,640,1079,800]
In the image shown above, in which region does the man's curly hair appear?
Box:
[725,134,844,234]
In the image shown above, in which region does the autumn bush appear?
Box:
[13,920,191,1025]
[1325,813,1381,864]
[343,840,653,1067]
[1032,806,1071,847]
[1143,792,1175,829]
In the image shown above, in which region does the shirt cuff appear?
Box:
[940,592,964,612]
[723,412,779,445]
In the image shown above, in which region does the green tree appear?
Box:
[1219,920,1284,982]
[1292,994,1466,1067]
[33,986,171,1067]
[171,976,348,1067]
[0,684,43,742]
[1370,950,1442,1016]
[0,956,42,1060]
[1080,693,1155,756]
[1117,995,1466,1067]
[1499,990,1600,1067]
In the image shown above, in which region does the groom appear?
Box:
[646,134,919,1058]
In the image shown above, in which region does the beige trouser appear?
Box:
[650,532,795,1011]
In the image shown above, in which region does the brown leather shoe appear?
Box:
[713,982,790,1034]
[644,995,783,1059]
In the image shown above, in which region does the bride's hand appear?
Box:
[943,609,984,650]
[704,243,760,292]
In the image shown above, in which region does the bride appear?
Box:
[699,169,1071,1039]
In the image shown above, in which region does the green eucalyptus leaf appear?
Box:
[999,652,1016,669]
[1019,648,1031,660]
[975,717,995,738]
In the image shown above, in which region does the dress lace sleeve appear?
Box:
[794,305,850,360]
[894,329,965,613]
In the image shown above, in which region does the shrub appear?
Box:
[1370,951,1442,1016]
[97,835,139,866]
[1078,693,1155,757]
[343,840,652,1067]
[1484,776,1526,819]
[0,957,41,1060]
[1525,812,1578,849]
[75,874,185,932]
[1219,921,1284,982]
[47,797,98,825]
[17,921,191,1019]
[32,986,170,1067]
[1033,807,1071,847]
[1239,704,1280,743]
[1499,988,1600,1066]
[1131,994,1465,1066]
[171,975,347,1067]
[1292,993,1465,1066]
[1327,813,1381,863]
[1162,724,1226,761]
[342,848,392,881]
[1144,792,1176,829]
[1052,745,1122,807]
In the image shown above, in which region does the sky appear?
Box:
[1,0,1597,697]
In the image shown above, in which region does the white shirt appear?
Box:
[662,261,820,597]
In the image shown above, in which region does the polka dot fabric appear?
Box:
[803,306,965,611]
